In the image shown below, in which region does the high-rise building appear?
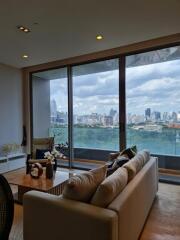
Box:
[152,111,161,122]
[177,112,180,122]
[109,108,117,117]
[56,111,68,124]
[172,112,177,122]
[102,116,113,126]
[145,108,151,121]
[113,112,119,125]
[163,112,168,122]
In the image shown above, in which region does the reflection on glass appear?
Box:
[49,77,68,146]
[126,46,180,156]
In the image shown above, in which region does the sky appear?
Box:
[50,58,180,116]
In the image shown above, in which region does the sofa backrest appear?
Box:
[107,157,158,240]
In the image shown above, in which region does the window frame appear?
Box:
[29,42,180,167]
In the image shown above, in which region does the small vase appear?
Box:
[46,162,53,179]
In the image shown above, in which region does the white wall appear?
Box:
[0,63,23,149]
[32,76,50,138]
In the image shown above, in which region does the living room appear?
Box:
[0,1,180,240]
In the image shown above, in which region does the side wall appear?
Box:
[0,63,23,151]
[32,76,50,138]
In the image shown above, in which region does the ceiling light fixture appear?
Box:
[23,28,30,33]
[96,35,103,40]
[22,54,29,59]
[17,25,31,33]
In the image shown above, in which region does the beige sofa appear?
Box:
[23,156,158,240]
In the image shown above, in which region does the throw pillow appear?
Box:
[36,149,50,159]
[139,150,150,165]
[130,155,144,173]
[106,161,119,176]
[122,150,150,182]
[91,167,128,208]
[120,145,137,159]
[116,155,129,166]
[123,161,137,182]
[62,165,107,202]
[107,155,129,176]
[105,160,115,169]
[129,150,150,173]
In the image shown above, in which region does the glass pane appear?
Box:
[32,68,69,166]
[72,59,119,165]
[126,46,180,157]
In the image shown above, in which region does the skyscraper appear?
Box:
[145,108,151,121]
[109,108,117,117]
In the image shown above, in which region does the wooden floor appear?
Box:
[9,182,180,240]
[140,183,180,240]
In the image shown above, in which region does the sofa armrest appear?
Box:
[23,191,118,240]
[108,157,158,240]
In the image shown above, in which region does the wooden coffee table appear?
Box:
[5,170,72,204]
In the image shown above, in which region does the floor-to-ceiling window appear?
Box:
[31,44,180,171]
[126,46,180,167]
[72,59,119,163]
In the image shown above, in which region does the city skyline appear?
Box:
[51,100,180,126]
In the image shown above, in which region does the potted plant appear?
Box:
[44,149,61,178]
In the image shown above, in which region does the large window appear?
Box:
[126,46,180,156]
[72,59,119,152]
[31,44,180,171]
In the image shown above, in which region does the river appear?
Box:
[50,126,180,156]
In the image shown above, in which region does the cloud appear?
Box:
[50,78,67,95]
[126,59,180,89]
[50,79,68,112]
[127,77,179,98]
[73,95,119,114]
[126,59,180,114]
[73,70,119,98]
[49,58,180,115]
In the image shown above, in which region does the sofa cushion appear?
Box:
[91,167,128,208]
[131,156,144,173]
[106,162,119,176]
[123,160,137,182]
[62,165,107,202]
[123,150,150,181]
[131,150,150,171]
[116,155,130,166]
[120,145,137,159]
[107,155,129,176]
[139,150,150,165]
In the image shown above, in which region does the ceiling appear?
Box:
[0,0,180,69]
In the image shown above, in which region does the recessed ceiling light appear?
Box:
[17,25,30,33]
[23,28,30,33]
[96,35,103,40]
[19,26,24,30]
[22,54,29,59]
